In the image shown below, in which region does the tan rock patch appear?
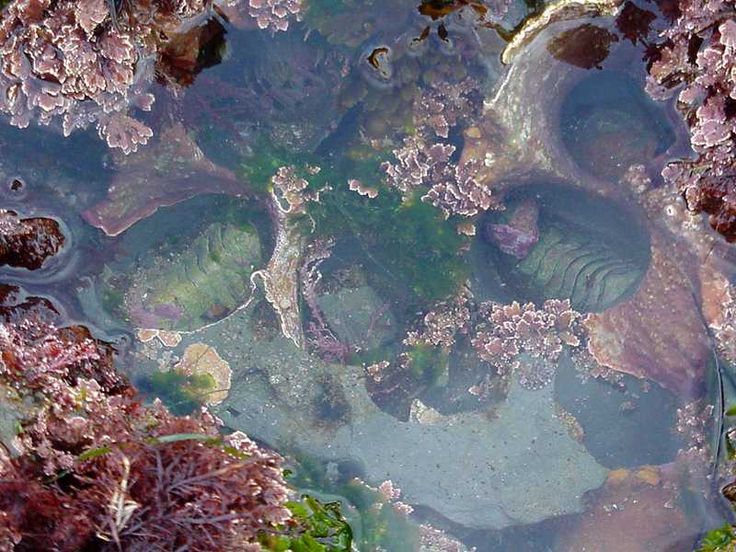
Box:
[174,343,231,405]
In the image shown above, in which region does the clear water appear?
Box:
[2,1,735,550]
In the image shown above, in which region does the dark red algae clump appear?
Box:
[0,210,65,270]
[0,289,292,551]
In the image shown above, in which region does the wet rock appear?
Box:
[546,24,618,69]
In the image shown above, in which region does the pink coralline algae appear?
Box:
[423,157,500,218]
[646,0,736,241]
[244,0,303,32]
[0,290,292,550]
[382,136,455,195]
[271,164,324,212]
[3,388,291,550]
[0,0,154,153]
[381,76,500,218]
[0,292,125,401]
[0,0,245,153]
[403,292,472,350]
[471,299,584,389]
[413,78,481,140]
[382,137,499,217]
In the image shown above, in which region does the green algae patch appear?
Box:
[309,178,469,306]
[137,370,217,416]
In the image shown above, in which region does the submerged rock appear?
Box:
[557,466,700,550]
[554,354,682,468]
[122,222,262,332]
[83,124,249,237]
[560,71,676,181]
[485,186,650,313]
[317,285,398,351]
[583,233,710,397]
[145,302,607,531]
[174,343,231,405]
[0,210,65,270]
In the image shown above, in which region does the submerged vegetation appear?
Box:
[137,369,217,415]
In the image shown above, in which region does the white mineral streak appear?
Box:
[469,6,614,188]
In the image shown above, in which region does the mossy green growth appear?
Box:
[308,170,468,306]
[337,479,420,550]
[238,139,300,195]
[137,370,217,416]
[699,524,736,552]
[239,140,468,307]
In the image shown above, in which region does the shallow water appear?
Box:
[2,0,736,550]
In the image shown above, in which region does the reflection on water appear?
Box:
[2,0,735,549]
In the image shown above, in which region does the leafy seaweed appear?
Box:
[261,495,353,551]
[286,457,421,550]
[699,524,736,552]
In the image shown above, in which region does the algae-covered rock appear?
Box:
[174,343,231,405]
[123,222,261,331]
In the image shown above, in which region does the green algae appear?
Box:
[288,457,421,551]
[137,370,217,415]
[309,182,469,306]
[262,495,354,551]
[406,343,449,388]
[240,142,469,308]
[699,524,736,552]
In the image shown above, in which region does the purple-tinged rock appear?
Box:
[484,198,539,258]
